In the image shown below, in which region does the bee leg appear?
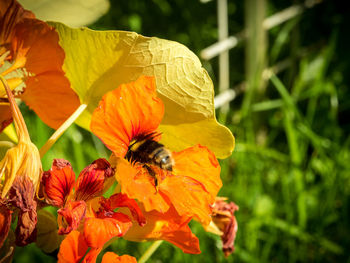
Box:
[154,177,159,193]
[143,164,158,194]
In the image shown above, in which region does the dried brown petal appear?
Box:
[211,197,239,257]
[7,176,37,246]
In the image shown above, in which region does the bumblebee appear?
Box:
[125,133,174,187]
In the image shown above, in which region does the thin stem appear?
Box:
[138,240,163,263]
[39,103,87,157]
[0,75,29,142]
[0,141,15,148]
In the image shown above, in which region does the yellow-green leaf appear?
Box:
[0,124,18,144]
[36,209,63,253]
[52,22,234,158]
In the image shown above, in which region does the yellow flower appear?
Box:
[0,75,42,246]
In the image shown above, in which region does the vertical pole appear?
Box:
[217,0,230,116]
[242,0,267,142]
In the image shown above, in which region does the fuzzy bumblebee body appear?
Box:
[126,134,174,173]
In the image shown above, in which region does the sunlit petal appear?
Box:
[42,159,75,207]
[58,200,86,235]
[83,214,132,249]
[91,76,164,157]
[57,230,88,263]
[75,158,114,202]
[124,205,200,254]
[101,252,137,263]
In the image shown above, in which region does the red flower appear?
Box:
[42,158,145,262]
[91,76,222,226]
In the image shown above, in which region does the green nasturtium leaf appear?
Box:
[36,209,63,253]
[51,22,234,158]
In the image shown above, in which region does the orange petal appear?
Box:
[14,18,80,129]
[91,76,164,157]
[114,157,170,213]
[83,214,132,249]
[115,145,222,225]
[162,145,222,225]
[0,0,80,129]
[101,252,137,263]
[124,205,200,254]
[58,200,86,235]
[21,70,80,129]
[100,193,146,226]
[82,247,103,263]
[0,104,12,133]
[42,159,75,207]
[58,230,88,263]
[75,158,113,202]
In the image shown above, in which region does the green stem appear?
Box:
[0,141,15,148]
[0,75,29,142]
[39,103,87,157]
[138,240,163,263]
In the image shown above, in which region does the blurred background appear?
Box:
[13,0,350,262]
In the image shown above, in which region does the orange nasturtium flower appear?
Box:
[0,77,42,247]
[0,0,79,131]
[41,158,145,263]
[90,76,222,250]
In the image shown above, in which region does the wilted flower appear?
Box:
[41,158,145,262]
[205,197,239,257]
[91,76,222,227]
[0,0,79,131]
[0,76,42,246]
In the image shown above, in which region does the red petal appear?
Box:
[101,252,137,263]
[75,158,113,202]
[100,193,146,226]
[91,76,164,157]
[58,231,88,263]
[58,200,86,235]
[83,215,132,249]
[0,205,12,248]
[0,0,34,45]
[42,159,75,207]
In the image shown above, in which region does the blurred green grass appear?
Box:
[9,0,350,262]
